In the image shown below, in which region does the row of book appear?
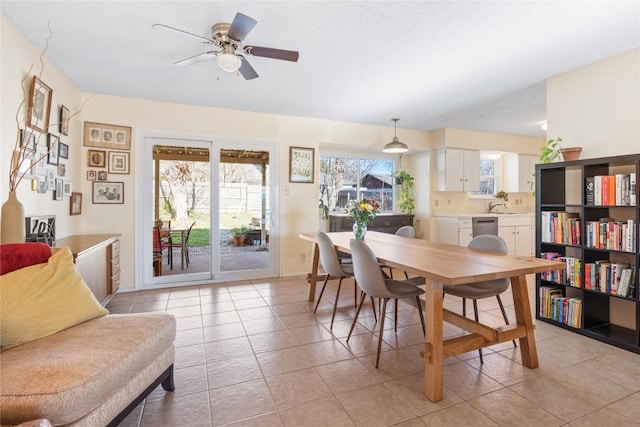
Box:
[540,253,582,287]
[539,286,582,328]
[584,262,636,298]
[584,219,637,252]
[540,211,581,245]
[586,173,636,206]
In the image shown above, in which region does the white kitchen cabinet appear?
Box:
[434,216,473,246]
[436,148,480,192]
[498,215,534,256]
[504,154,538,193]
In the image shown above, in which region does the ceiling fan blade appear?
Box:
[227,13,257,42]
[243,45,299,62]
[238,56,259,80]
[152,23,214,44]
[173,51,217,66]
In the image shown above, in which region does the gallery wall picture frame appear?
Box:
[47,134,59,165]
[57,163,66,177]
[63,180,72,197]
[97,171,108,181]
[108,151,130,174]
[87,170,96,181]
[289,146,314,183]
[60,105,69,136]
[92,181,124,204]
[83,121,131,150]
[28,76,53,133]
[87,149,106,168]
[70,192,82,215]
[47,169,56,191]
[13,150,34,179]
[20,129,37,154]
[54,178,63,201]
[58,142,69,159]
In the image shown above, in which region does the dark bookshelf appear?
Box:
[535,153,640,355]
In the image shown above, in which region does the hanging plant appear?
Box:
[393,170,415,214]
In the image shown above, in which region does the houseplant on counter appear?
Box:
[393,170,415,214]
[346,199,380,240]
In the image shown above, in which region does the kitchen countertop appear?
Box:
[433,212,534,218]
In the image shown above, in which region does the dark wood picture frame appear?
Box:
[60,105,69,136]
[87,149,106,168]
[28,76,53,133]
[58,141,69,159]
[289,146,314,183]
[70,192,82,215]
[47,134,59,166]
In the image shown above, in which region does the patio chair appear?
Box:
[172,222,196,268]
[153,226,172,270]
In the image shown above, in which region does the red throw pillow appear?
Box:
[0,243,52,275]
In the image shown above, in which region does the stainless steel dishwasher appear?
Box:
[472,216,498,237]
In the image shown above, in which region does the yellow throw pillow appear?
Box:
[0,247,109,348]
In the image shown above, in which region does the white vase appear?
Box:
[1,191,26,243]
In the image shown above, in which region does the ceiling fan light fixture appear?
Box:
[382,118,409,153]
[216,52,241,72]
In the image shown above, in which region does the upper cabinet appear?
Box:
[504,154,538,193]
[436,148,480,192]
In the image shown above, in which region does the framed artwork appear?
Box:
[83,121,131,150]
[37,176,48,194]
[59,142,69,159]
[70,192,82,215]
[28,76,52,133]
[47,169,56,190]
[87,170,97,181]
[47,133,59,165]
[92,181,124,204]
[54,178,63,201]
[87,149,106,167]
[60,105,69,136]
[289,146,314,183]
[97,170,108,181]
[63,180,72,197]
[13,150,34,179]
[57,163,66,177]
[20,129,37,154]
[108,151,130,174]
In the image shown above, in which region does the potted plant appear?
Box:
[540,137,582,163]
[393,170,415,214]
[231,226,248,246]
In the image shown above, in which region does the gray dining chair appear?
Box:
[347,239,426,368]
[442,234,516,363]
[314,231,376,328]
[384,225,416,280]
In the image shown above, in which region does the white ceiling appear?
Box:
[2,1,639,138]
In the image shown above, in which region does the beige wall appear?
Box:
[547,48,640,157]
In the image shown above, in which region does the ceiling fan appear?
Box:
[152,12,299,80]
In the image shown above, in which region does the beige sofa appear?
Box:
[0,243,176,426]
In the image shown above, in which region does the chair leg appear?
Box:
[370,296,377,322]
[313,275,330,313]
[404,271,410,280]
[347,292,367,341]
[354,280,357,308]
[473,299,483,363]
[394,299,398,332]
[375,299,388,368]
[330,278,344,329]
[462,297,466,317]
[416,295,426,335]
[496,294,517,348]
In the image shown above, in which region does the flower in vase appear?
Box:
[347,199,380,225]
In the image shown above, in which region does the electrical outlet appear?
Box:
[284,186,290,195]
[434,200,439,207]
[300,252,306,262]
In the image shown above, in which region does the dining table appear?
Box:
[299,231,565,402]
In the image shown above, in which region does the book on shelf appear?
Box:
[587,174,637,206]
[540,211,581,245]
[630,172,636,205]
[585,177,594,206]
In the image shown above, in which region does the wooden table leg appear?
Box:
[308,243,320,301]
[511,274,539,368]
[424,279,444,402]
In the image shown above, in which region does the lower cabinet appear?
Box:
[434,216,473,246]
[56,234,121,305]
[498,215,534,256]
[329,214,414,234]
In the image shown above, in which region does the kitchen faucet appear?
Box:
[487,201,505,213]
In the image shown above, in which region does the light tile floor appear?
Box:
[106,274,640,427]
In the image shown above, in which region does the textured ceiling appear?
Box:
[2,1,639,138]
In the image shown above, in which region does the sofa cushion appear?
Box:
[0,242,51,275]
[0,313,176,425]
[0,247,108,348]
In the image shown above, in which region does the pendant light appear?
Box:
[382,118,409,153]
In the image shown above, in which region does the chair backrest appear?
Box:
[395,225,415,238]
[468,235,507,253]
[349,239,392,298]
[184,221,196,242]
[316,231,348,278]
[152,226,162,251]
